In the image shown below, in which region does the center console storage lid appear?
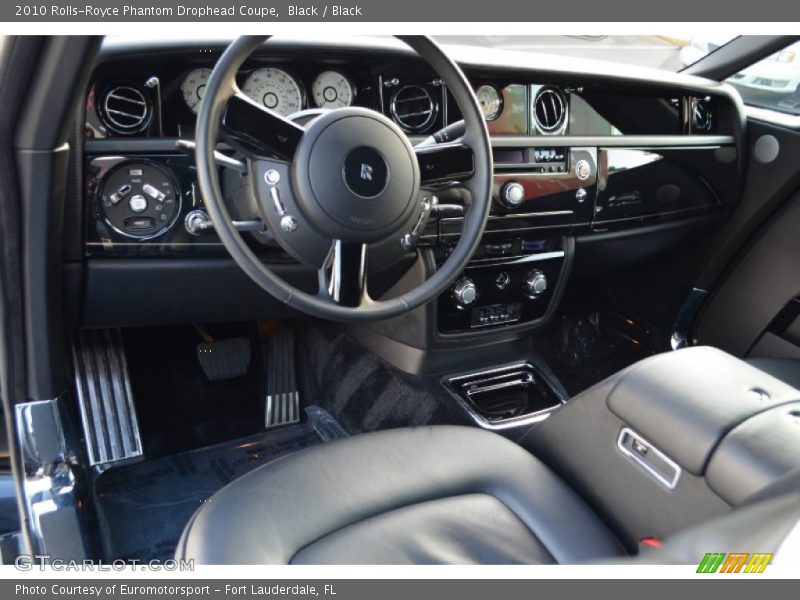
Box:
[706,402,800,505]
[607,347,799,475]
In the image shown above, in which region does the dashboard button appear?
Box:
[495,272,511,290]
[124,217,155,231]
[499,182,525,208]
[129,194,148,213]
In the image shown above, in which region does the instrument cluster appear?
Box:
[86,58,368,139]
[181,66,356,117]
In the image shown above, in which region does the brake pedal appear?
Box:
[72,329,143,468]
[196,336,252,381]
[263,329,300,429]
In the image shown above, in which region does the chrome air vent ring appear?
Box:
[692,99,713,132]
[390,84,437,133]
[532,86,567,134]
[99,84,152,134]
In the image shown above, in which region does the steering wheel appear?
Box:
[196,36,492,321]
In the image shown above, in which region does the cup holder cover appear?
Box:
[443,362,565,430]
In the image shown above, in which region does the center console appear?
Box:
[429,146,597,335]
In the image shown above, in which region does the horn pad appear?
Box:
[291,108,421,243]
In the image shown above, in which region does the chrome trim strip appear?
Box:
[468,250,565,268]
[441,210,573,228]
[491,135,735,148]
[617,427,682,490]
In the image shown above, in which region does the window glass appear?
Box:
[725,41,800,115]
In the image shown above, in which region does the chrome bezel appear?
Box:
[390,84,438,133]
[531,85,568,135]
[97,159,183,241]
[311,69,356,109]
[475,83,504,121]
[180,67,212,115]
[240,66,306,117]
[99,83,152,135]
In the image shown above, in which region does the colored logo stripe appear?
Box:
[696,552,773,573]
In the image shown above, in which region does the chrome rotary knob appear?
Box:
[524,269,548,298]
[452,277,478,308]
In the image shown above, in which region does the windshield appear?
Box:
[435,35,800,116]
[433,35,739,71]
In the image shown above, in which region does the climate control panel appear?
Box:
[437,246,565,334]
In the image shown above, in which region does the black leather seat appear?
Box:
[746,357,800,390]
[175,426,625,564]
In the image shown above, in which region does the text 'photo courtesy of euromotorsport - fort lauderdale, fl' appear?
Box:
[32,4,362,18]
[16,584,329,597]
[0,0,799,598]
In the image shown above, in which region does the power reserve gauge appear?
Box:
[311,71,354,108]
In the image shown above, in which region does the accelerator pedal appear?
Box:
[72,329,143,468]
[263,329,300,429]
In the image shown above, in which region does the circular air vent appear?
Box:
[99,84,151,134]
[692,99,713,132]
[533,87,567,134]
[390,85,437,133]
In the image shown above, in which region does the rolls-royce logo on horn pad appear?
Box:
[343,147,388,198]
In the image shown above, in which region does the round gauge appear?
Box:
[181,68,211,114]
[311,70,354,108]
[476,84,503,121]
[241,68,303,117]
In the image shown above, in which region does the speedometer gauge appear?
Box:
[311,71,354,108]
[181,68,211,115]
[241,68,303,117]
[476,84,503,121]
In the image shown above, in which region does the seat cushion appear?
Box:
[175,426,624,564]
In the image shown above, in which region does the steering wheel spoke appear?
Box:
[318,240,371,308]
[222,91,305,161]
[196,35,491,321]
[415,142,475,185]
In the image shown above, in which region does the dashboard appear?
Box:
[86,51,620,141]
[72,37,746,337]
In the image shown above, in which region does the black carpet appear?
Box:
[122,324,266,460]
[299,325,474,434]
[93,408,346,562]
[534,313,649,396]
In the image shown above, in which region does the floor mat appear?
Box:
[535,312,652,396]
[93,406,346,562]
[122,324,266,460]
[299,325,474,434]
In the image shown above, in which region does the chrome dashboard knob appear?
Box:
[499,182,525,208]
[524,269,548,298]
[452,277,478,309]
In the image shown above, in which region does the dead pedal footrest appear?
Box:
[72,329,143,467]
